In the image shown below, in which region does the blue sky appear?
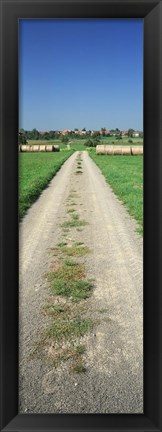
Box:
[19,19,143,131]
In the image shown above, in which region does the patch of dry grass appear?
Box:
[47,260,93,300]
[33,301,94,368]
[61,219,88,228]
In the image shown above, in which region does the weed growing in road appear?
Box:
[52,278,93,300]
[66,202,77,209]
[61,219,88,228]
[61,211,88,228]
[47,315,93,340]
[60,244,91,257]
[98,308,109,314]
[48,261,93,301]
[75,344,85,355]
[57,242,67,247]
[63,259,79,266]
[75,170,83,174]
[74,241,84,246]
[48,261,85,284]
[62,228,70,234]
[68,192,80,199]
[71,213,79,220]
[71,362,86,373]
[42,179,95,371]
[43,302,93,341]
[51,244,91,258]
[67,208,76,213]
[36,302,95,368]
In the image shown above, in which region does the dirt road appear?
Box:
[19,151,143,413]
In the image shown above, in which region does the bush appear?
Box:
[92,131,100,138]
[19,133,27,144]
[93,140,99,147]
[128,139,133,143]
[84,139,94,147]
[61,135,69,143]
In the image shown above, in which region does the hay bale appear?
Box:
[131,146,143,155]
[53,145,60,152]
[105,146,114,154]
[45,145,53,152]
[96,145,105,155]
[39,145,46,152]
[96,144,143,156]
[113,146,122,155]
[96,145,115,155]
[32,145,40,152]
[121,146,131,155]
[96,145,110,155]
[21,145,32,152]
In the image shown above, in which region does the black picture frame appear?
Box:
[0,0,162,431]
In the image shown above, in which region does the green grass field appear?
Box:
[28,138,87,151]
[100,136,143,146]
[28,136,143,151]
[90,150,143,233]
[19,151,73,219]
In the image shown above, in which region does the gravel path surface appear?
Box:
[19,150,143,414]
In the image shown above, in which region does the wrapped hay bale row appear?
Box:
[53,145,60,152]
[20,145,60,152]
[45,145,53,152]
[20,145,32,152]
[96,145,131,155]
[32,145,40,152]
[96,145,143,155]
[39,145,46,152]
[131,146,143,155]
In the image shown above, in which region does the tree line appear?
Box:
[19,127,143,145]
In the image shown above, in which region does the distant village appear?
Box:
[51,128,142,137]
[19,127,143,144]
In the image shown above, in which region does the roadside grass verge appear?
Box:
[90,151,143,233]
[19,151,73,219]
